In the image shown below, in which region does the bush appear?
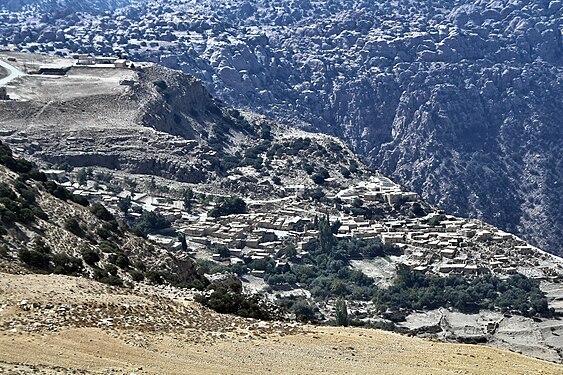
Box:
[115,253,130,269]
[99,240,119,253]
[209,196,246,217]
[70,194,90,207]
[81,248,100,265]
[195,287,274,320]
[311,173,325,185]
[18,249,51,270]
[282,297,318,322]
[105,264,118,277]
[27,169,47,182]
[43,181,72,201]
[133,260,147,272]
[53,253,83,276]
[64,218,84,237]
[99,275,123,287]
[135,210,170,234]
[90,203,114,221]
[145,270,166,285]
[0,141,32,173]
[195,259,227,275]
[130,269,145,282]
[96,226,112,240]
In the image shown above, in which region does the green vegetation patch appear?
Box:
[374,265,552,320]
[209,196,246,217]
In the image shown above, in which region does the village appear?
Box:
[43,166,562,285]
[1,50,558,286]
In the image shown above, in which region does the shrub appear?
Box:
[100,275,123,287]
[115,253,130,269]
[130,270,145,282]
[81,248,100,265]
[43,181,72,201]
[133,260,147,272]
[96,226,112,240]
[209,196,246,217]
[18,249,51,270]
[135,210,170,234]
[195,259,226,274]
[70,194,90,207]
[0,141,32,173]
[99,240,119,253]
[153,80,167,90]
[64,218,84,237]
[90,203,114,221]
[52,253,83,276]
[311,173,325,185]
[195,287,274,320]
[105,264,118,276]
[145,270,166,285]
[285,298,318,322]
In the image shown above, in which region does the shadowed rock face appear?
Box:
[1,0,562,252]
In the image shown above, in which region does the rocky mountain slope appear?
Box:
[2,0,560,253]
[0,52,374,200]
[0,138,202,288]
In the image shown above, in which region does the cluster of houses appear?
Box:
[332,175,419,205]
[49,169,560,281]
[75,55,130,68]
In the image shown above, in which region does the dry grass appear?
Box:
[0,272,562,374]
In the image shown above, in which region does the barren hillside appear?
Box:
[1,272,562,375]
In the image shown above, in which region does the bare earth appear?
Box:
[1,273,562,375]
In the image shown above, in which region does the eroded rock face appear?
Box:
[1,0,562,253]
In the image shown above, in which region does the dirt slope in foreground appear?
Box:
[0,272,562,375]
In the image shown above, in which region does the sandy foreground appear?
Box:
[0,272,562,375]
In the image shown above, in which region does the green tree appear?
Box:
[335,298,349,326]
[209,196,246,217]
[117,198,131,214]
[135,210,170,234]
[90,203,114,221]
[76,168,88,185]
[182,188,194,213]
[318,217,335,252]
[178,232,188,251]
